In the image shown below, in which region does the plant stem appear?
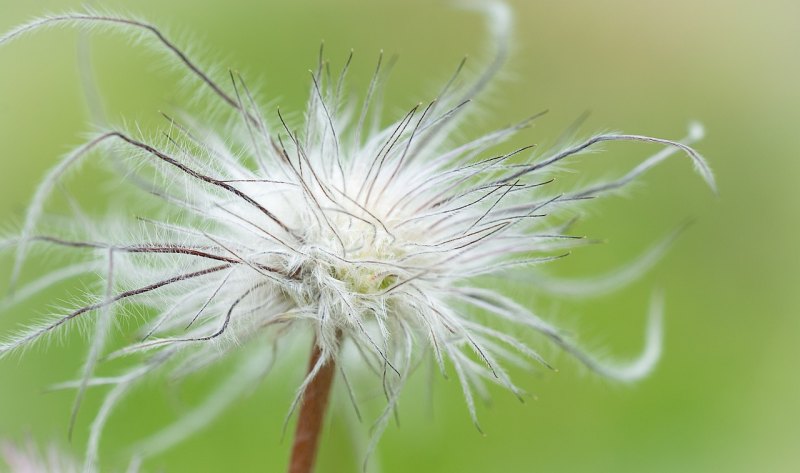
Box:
[288,338,336,473]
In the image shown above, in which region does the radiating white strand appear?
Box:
[521,225,689,297]
[134,343,273,458]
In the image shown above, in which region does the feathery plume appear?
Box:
[0,2,714,471]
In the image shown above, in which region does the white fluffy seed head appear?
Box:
[0,1,715,467]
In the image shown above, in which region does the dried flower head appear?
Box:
[0,1,714,470]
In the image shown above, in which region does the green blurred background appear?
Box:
[0,0,798,472]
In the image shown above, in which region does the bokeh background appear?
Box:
[0,0,798,472]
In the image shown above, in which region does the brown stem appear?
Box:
[288,338,337,473]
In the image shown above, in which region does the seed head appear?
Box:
[0,1,714,468]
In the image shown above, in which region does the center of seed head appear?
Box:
[323,229,404,295]
[333,264,398,295]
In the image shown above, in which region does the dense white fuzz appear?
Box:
[1,441,80,473]
[0,1,714,468]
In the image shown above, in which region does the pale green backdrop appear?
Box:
[0,1,798,472]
